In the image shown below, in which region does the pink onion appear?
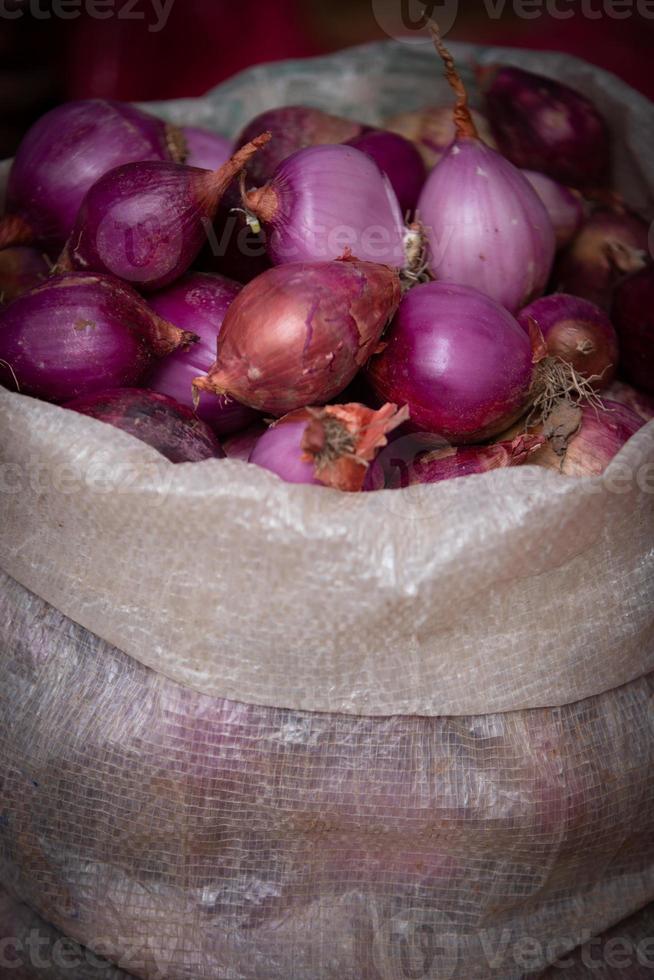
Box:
[222,422,268,461]
[181,126,233,171]
[58,134,270,292]
[521,170,584,249]
[480,64,611,190]
[145,272,258,435]
[527,400,644,476]
[367,433,545,489]
[235,105,365,187]
[194,256,401,416]
[65,388,224,463]
[518,293,618,388]
[249,403,408,491]
[611,265,654,395]
[345,130,426,215]
[556,208,650,310]
[385,104,497,169]
[366,281,536,443]
[0,100,184,252]
[242,144,408,267]
[0,273,196,403]
[417,33,555,314]
[0,247,50,305]
[604,380,654,423]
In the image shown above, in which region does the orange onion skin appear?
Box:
[612,265,654,396]
[194,258,401,417]
[518,293,618,388]
[529,401,644,477]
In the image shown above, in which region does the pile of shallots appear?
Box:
[0,31,651,488]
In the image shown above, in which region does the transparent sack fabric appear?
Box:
[1,572,653,980]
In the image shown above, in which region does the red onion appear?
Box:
[0,247,50,305]
[518,293,618,388]
[345,130,426,216]
[249,403,408,491]
[235,105,365,187]
[0,100,184,252]
[417,32,555,314]
[366,281,536,443]
[65,388,225,463]
[181,126,233,171]
[521,171,583,249]
[527,400,644,476]
[385,104,497,169]
[222,422,268,461]
[194,256,401,416]
[242,144,407,267]
[611,265,654,396]
[145,272,258,435]
[604,380,654,423]
[480,64,611,190]
[58,134,271,292]
[556,208,650,310]
[367,433,545,489]
[0,273,196,403]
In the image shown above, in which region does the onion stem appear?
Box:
[428,22,479,141]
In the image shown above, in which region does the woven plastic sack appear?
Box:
[1,39,654,980]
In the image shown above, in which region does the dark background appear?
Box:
[1,0,652,158]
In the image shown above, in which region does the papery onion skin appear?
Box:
[0,247,50,305]
[194,257,401,417]
[522,170,584,249]
[65,388,225,463]
[528,400,644,476]
[368,433,545,489]
[0,100,184,252]
[0,273,195,403]
[249,403,408,491]
[181,126,233,171]
[146,272,258,435]
[518,293,618,388]
[59,135,270,292]
[418,139,556,313]
[611,265,654,396]
[366,281,535,443]
[604,380,654,423]
[235,105,365,186]
[481,65,611,190]
[556,208,650,311]
[346,130,426,215]
[385,104,497,169]
[243,145,407,268]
